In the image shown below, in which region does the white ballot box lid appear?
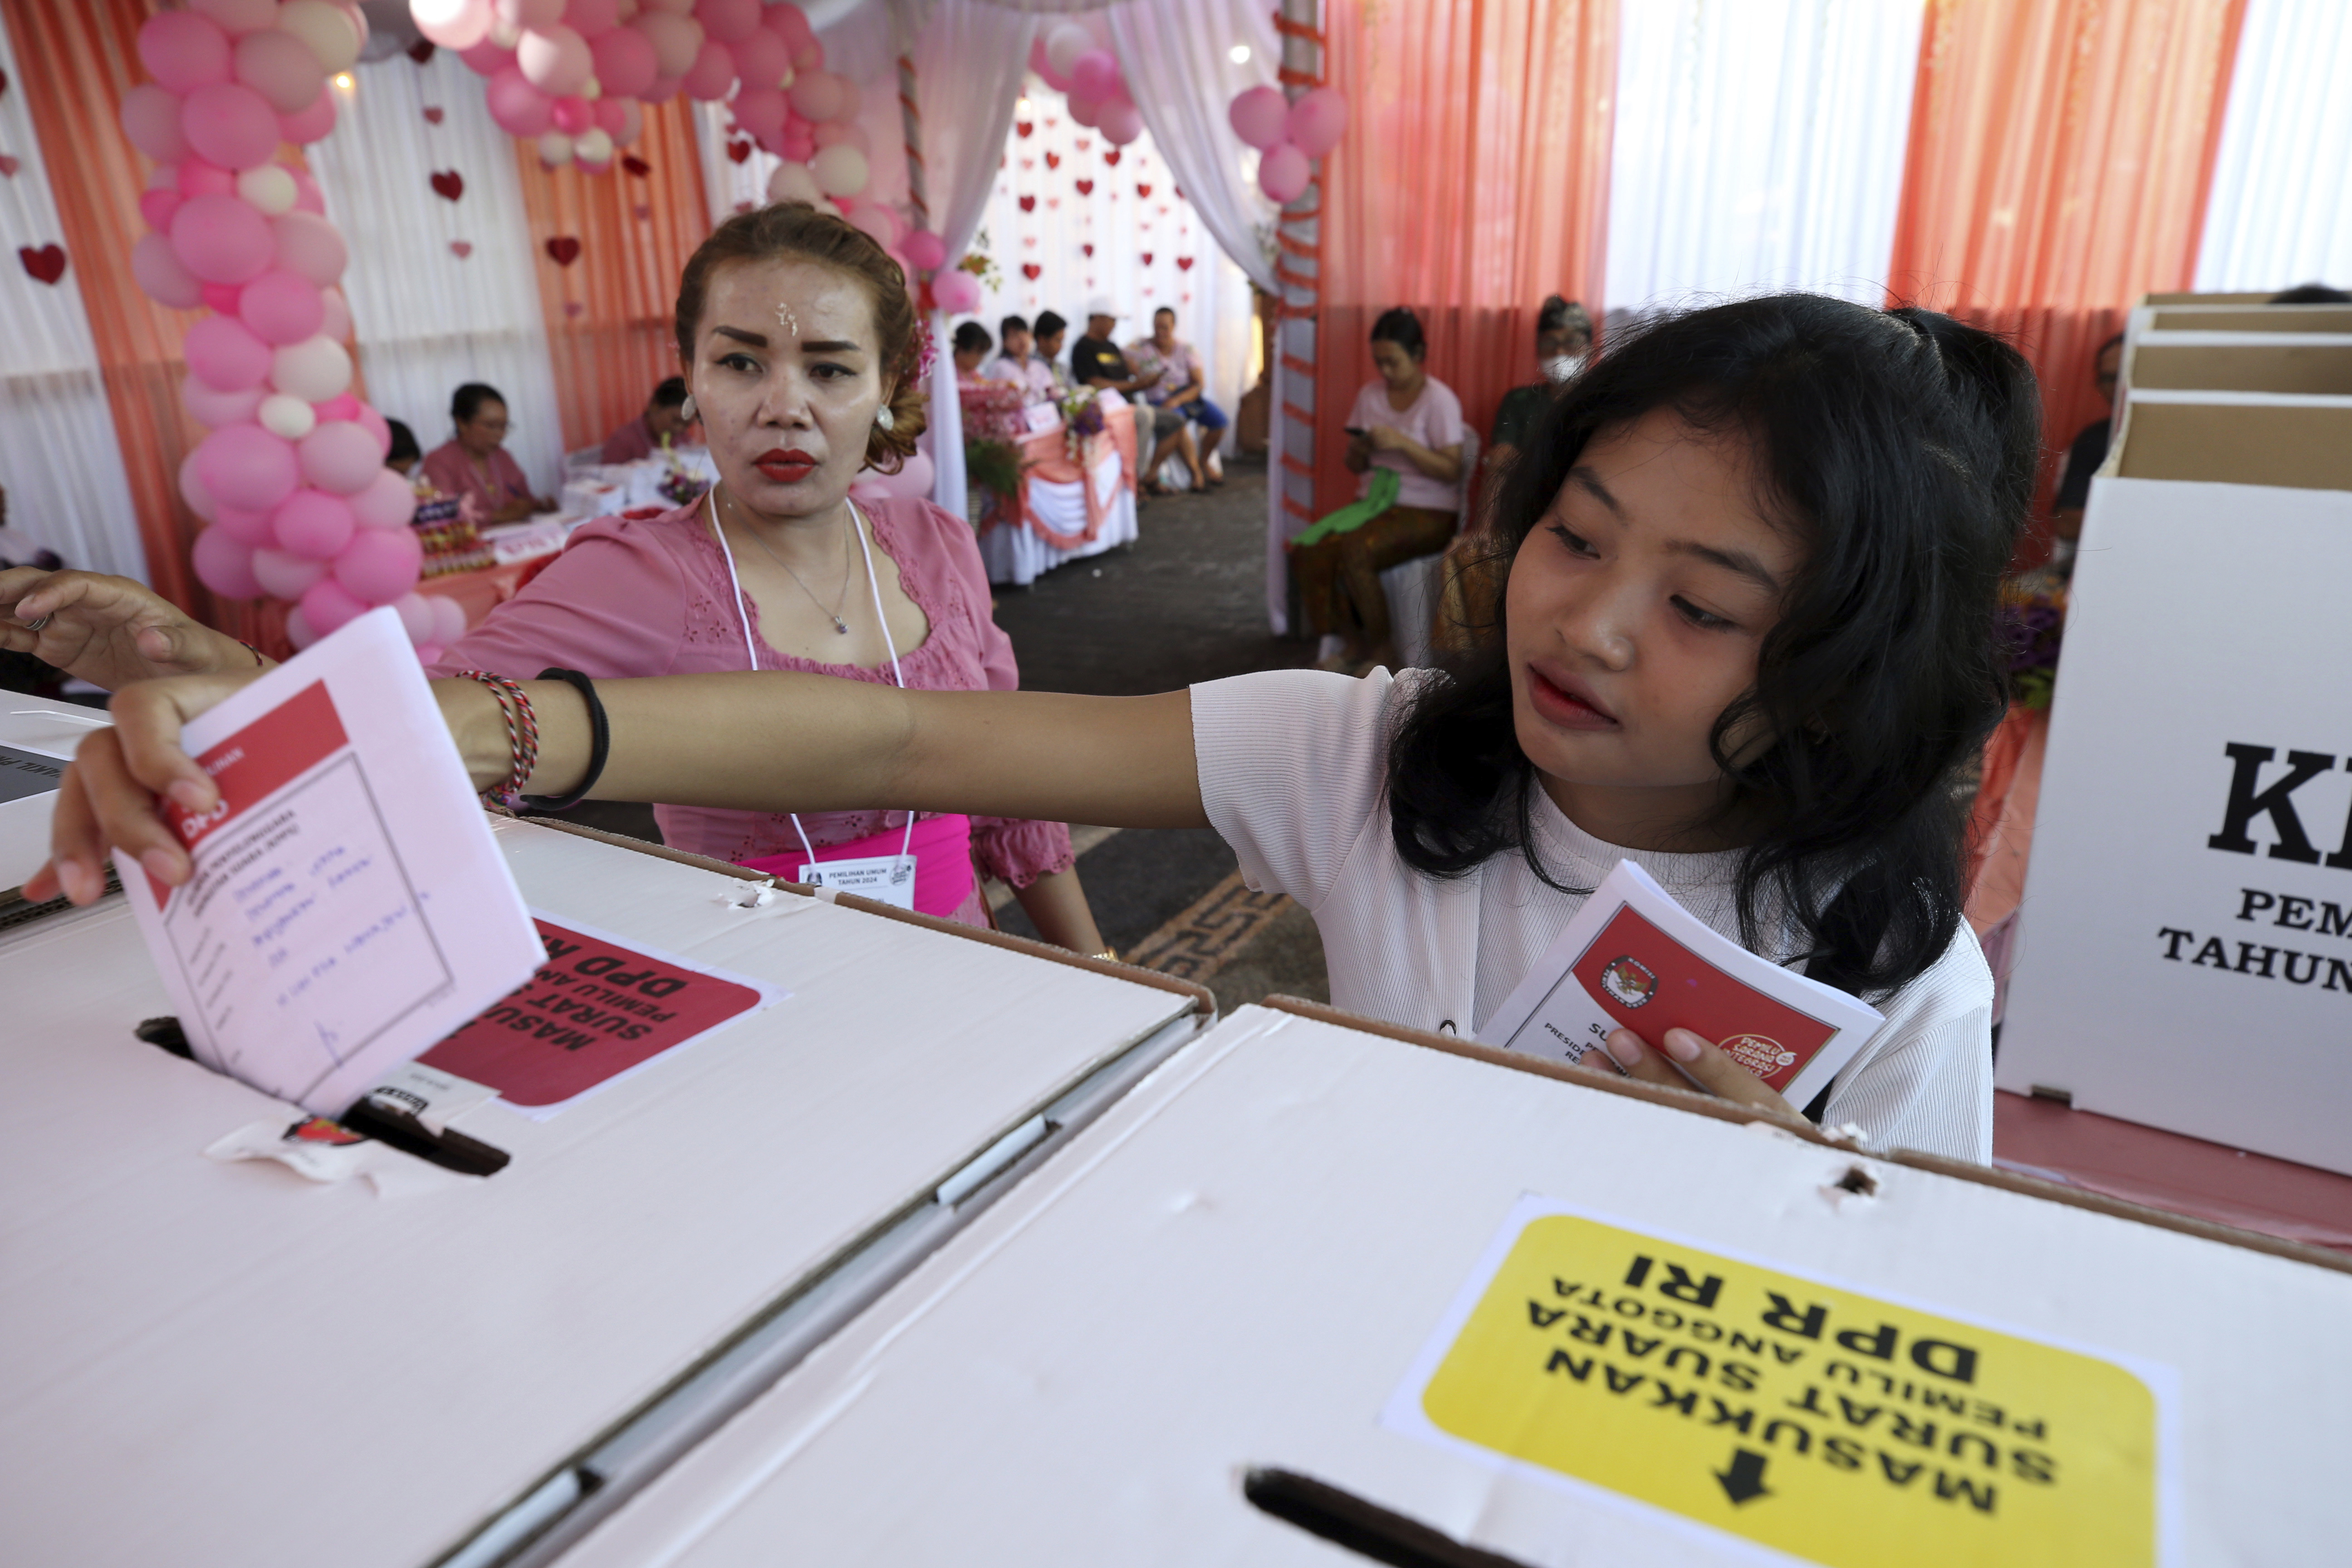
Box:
[0,696,109,896]
[0,818,1206,1568]
[557,1002,2352,1568]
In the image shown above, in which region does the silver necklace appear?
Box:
[724,490,856,635]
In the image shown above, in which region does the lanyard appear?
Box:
[707,490,916,874]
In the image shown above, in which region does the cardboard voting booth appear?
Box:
[1998,388,2352,1176]
[554,1001,2352,1568]
[0,817,1210,1568]
[0,695,108,896]
[2125,332,2352,397]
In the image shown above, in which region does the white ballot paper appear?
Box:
[114,608,540,1116]
[1477,859,1884,1111]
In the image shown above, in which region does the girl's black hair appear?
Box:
[1370,306,1426,360]
[952,320,993,355]
[1389,294,2038,996]
[384,418,421,466]
[451,382,505,423]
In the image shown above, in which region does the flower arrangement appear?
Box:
[1997,575,2067,710]
[956,229,1005,294]
[965,438,1024,512]
[657,455,710,508]
[1058,386,1106,464]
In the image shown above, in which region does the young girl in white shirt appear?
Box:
[37,295,2036,1161]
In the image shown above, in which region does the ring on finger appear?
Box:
[16,614,48,632]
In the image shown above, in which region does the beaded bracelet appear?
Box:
[452,670,539,807]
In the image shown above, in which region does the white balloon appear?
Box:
[809,142,868,199]
[278,1,363,74]
[766,160,822,204]
[235,164,299,216]
[257,392,318,440]
[575,127,614,164]
[270,335,353,402]
[1045,21,1092,77]
[537,130,576,166]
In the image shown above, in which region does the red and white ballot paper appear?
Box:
[115,608,542,1117]
[1476,859,1884,1109]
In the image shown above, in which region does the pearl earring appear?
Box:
[680,394,696,421]
[875,405,896,431]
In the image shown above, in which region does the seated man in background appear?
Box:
[984,315,1060,407]
[2048,333,2123,565]
[1071,297,1162,400]
[1126,305,1225,490]
[600,377,692,464]
[1031,311,1077,401]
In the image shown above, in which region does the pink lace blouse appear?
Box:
[429,495,1074,889]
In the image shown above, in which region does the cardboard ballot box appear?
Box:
[1998,392,2352,1175]
[2144,303,2352,334]
[0,818,1208,1568]
[0,696,109,896]
[554,1002,2352,1568]
[2126,332,2352,397]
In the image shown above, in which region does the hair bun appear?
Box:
[1888,307,2041,524]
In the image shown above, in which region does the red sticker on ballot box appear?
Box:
[421,916,771,1112]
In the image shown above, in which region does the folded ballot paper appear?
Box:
[114,608,541,1117]
[1477,859,1883,1109]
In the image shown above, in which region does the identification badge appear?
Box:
[794,853,917,911]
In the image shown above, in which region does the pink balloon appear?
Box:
[1027,35,1073,95]
[413,641,444,665]
[274,489,357,559]
[499,0,566,27]
[877,451,934,498]
[201,282,246,315]
[517,24,593,95]
[350,468,419,529]
[551,95,594,135]
[213,502,277,546]
[233,28,325,114]
[486,66,557,137]
[299,421,382,493]
[611,99,646,147]
[139,188,185,234]
[180,81,282,171]
[731,87,788,146]
[931,267,980,315]
[1286,87,1349,158]
[642,74,684,105]
[272,211,348,287]
[140,11,233,94]
[1229,86,1289,152]
[1066,93,1101,130]
[792,41,822,72]
[458,39,515,74]
[285,604,319,649]
[278,87,338,145]
[900,230,946,272]
[237,269,326,345]
[186,314,274,390]
[394,591,436,644]
[695,0,762,44]
[413,0,493,49]
[182,373,267,428]
[192,527,264,600]
[779,128,815,163]
[191,0,283,36]
[682,39,737,100]
[300,576,369,635]
[1069,49,1121,101]
[844,202,893,247]
[787,70,845,123]
[565,0,621,36]
[1098,95,1143,147]
[430,593,470,645]
[196,423,301,512]
[592,97,630,137]
[588,24,658,98]
[767,2,814,48]
[255,547,328,600]
[318,285,353,342]
[353,403,391,457]
[121,84,193,164]
[132,232,205,309]
[331,525,423,605]
[813,120,870,156]
[178,161,237,198]
[290,167,327,216]
[732,25,789,91]
[179,451,220,522]
[314,392,363,422]
[632,12,703,79]
[1258,142,1310,205]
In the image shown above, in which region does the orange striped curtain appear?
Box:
[512,99,711,454]
[1886,0,2249,559]
[1315,0,1617,518]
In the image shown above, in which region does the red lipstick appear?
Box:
[1526,662,1621,731]
[755,447,818,484]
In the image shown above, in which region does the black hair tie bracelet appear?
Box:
[520,668,610,813]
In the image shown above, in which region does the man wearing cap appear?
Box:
[1071,298,1163,397]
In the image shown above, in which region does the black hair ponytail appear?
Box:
[1371,306,1427,360]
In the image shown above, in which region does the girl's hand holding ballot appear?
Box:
[1597,1026,1801,1119]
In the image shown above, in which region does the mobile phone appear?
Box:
[1344,426,1369,438]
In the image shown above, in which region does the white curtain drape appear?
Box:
[2193,0,2352,293]
[914,0,1040,258]
[1604,0,1924,318]
[310,51,568,490]
[0,12,149,581]
[1107,0,1280,294]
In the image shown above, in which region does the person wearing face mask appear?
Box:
[0,203,1107,955]
[1488,297,1592,479]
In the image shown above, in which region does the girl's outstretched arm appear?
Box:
[33,670,1206,903]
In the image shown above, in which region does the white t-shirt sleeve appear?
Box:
[1425,381,1466,450]
[1819,925,1996,1162]
[1190,667,1400,912]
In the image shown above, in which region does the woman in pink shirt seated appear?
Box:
[420,383,554,525]
[598,377,692,464]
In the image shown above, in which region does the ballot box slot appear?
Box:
[1242,1467,1539,1568]
[0,870,119,933]
[438,1007,1205,1568]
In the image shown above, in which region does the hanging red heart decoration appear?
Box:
[1136,183,1152,199]
[1141,253,1154,266]
[1045,151,1061,169]
[1022,263,1042,281]
[735,199,755,213]
[1016,121,1034,138]
[1158,206,1170,217]
[422,106,445,125]
[0,155,18,178]
[727,139,753,164]
[1047,198,1060,209]
[1103,150,1121,166]
[563,300,585,318]
[1177,256,1195,271]
[1023,235,1038,246]
[1018,195,1036,212]
[1074,137,1091,151]
[634,203,651,220]
[1075,179,1093,196]
[1082,244,1094,257]
[1175,186,1185,201]
[407,39,436,64]
[1020,157,1034,170]
[450,240,473,259]
[623,155,652,177]
[430,170,464,201]
[17,243,65,284]
[545,236,582,266]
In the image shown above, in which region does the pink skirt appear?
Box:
[738,813,976,921]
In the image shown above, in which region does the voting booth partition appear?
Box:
[553,1001,2352,1568]
[0,818,1211,1568]
[1996,367,2352,1177]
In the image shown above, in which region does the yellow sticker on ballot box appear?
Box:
[1393,1208,2160,1568]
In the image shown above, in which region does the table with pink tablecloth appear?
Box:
[977,401,1140,587]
